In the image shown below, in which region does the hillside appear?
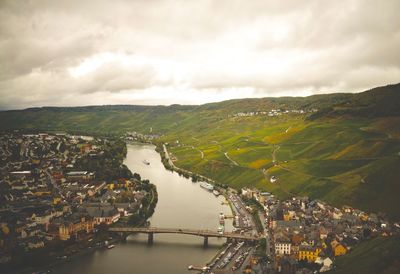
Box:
[0,89,356,135]
[309,83,400,119]
[1,83,400,219]
[332,236,400,274]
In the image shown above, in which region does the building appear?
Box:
[59,214,94,241]
[241,188,256,199]
[316,257,333,272]
[9,171,32,179]
[331,240,347,256]
[66,171,95,181]
[84,205,120,225]
[275,241,292,255]
[27,237,45,250]
[114,203,136,216]
[32,210,54,225]
[298,245,322,262]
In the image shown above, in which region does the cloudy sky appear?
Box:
[1,0,400,110]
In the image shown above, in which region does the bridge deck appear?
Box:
[109,227,259,241]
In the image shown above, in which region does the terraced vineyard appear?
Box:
[165,114,400,219]
[1,83,400,219]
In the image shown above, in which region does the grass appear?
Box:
[1,85,400,219]
[164,116,400,219]
[332,236,400,274]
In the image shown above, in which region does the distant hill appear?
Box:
[1,83,400,219]
[309,83,400,119]
[1,83,399,134]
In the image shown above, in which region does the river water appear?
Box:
[52,143,233,274]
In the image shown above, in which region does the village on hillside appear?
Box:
[232,108,318,118]
[239,187,400,273]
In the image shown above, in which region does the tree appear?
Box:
[133,173,141,181]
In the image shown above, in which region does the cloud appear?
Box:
[0,0,399,109]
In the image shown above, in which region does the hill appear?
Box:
[309,83,400,119]
[332,236,400,274]
[1,83,400,219]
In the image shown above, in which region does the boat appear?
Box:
[217,224,225,235]
[107,244,115,249]
[142,160,150,165]
[213,190,220,196]
[219,212,225,225]
[200,182,214,191]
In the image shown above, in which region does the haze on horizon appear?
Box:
[1,0,400,110]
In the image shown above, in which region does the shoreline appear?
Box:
[7,141,233,274]
[2,140,158,274]
[135,141,238,270]
[156,142,216,185]
[6,236,123,274]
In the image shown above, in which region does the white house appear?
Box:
[275,241,292,255]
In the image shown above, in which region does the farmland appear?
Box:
[1,83,400,219]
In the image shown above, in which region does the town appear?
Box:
[231,108,318,118]
[1,132,399,274]
[189,184,400,273]
[0,132,157,272]
[208,186,400,273]
[158,144,400,273]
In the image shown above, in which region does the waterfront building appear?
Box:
[84,204,121,225]
[59,214,94,241]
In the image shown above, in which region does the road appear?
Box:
[228,192,257,236]
[210,242,252,273]
[163,144,213,183]
[208,190,270,273]
[45,169,64,199]
[272,145,280,164]
[224,152,239,166]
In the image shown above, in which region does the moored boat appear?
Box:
[219,212,225,225]
[200,182,214,191]
[217,224,225,235]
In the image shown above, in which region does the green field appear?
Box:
[1,83,400,219]
[332,236,400,274]
[163,114,400,219]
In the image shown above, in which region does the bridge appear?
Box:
[108,227,260,246]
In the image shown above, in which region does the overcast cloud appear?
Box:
[0,0,399,110]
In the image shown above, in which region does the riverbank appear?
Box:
[28,142,236,274]
[156,143,216,184]
[4,230,122,274]
[112,181,158,228]
[1,139,159,274]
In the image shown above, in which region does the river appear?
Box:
[52,143,233,274]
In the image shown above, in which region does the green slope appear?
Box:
[1,83,400,219]
[331,236,400,274]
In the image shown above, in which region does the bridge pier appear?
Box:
[203,236,208,247]
[119,232,127,241]
[148,232,154,245]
